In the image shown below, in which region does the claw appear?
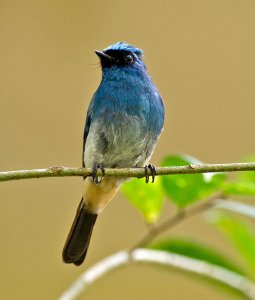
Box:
[149,164,156,183]
[144,164,156,183]
[92,164,98,183]
[92,163,105,184]
[144,165,150,183]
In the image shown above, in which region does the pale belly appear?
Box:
[84,117,158,169]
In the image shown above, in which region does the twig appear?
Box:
[59,195,228,300]
[1,162,255,182]
[59,249,255,300]
[132,193,221,249]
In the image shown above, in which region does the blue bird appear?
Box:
[62,42,165,266]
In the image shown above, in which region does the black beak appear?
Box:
[95,50,115,61]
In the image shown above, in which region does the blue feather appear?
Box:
[83,42,165,168]
[104,41,144,58]
[63,42,165,266]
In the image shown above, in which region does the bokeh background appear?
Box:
[0,0,255,299]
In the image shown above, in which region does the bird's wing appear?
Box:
[82,112,92,167]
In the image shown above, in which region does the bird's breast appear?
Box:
[84,76,164,168]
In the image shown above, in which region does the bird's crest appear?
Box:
[104,42,144,58]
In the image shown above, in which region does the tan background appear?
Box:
[0,0,255,299]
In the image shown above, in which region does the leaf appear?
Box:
[216,200,255,219]
[208,211,255,279]
[121,177,164,223]
[223,181,255,196]
[222,155,255,196]
[147,242,250,299]
[161,154,226,207]
[237,155,255,183]
[149,238,244,274]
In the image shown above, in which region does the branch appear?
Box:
[59,249,255,300]
[59,195,244,300]
[1,162,255,182]
[132,193,221,249]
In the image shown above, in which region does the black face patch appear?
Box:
[100,50,135,68]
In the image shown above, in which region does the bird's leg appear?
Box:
[92,163,105,184]
[149,164,156,183]
[144,165,150,183]
[144,164,156,183]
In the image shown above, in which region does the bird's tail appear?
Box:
[62,198,97,266]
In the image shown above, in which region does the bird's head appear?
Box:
[95,42,145,70]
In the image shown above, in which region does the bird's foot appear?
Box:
[144,164,156,183]
[92,163,105,184]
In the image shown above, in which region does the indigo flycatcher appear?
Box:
[63,42,165,266]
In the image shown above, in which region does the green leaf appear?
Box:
[222,155,255,196]
[222,181,255,196]
[209,211,255,279]
[148,241,250,299]
[149,238,244,274]
[161,154,226,207]
[121,177,164,223]
[237,155,255,183]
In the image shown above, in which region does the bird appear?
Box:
[62,42,165,266]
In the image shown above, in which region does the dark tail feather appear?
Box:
[62,199,97,266]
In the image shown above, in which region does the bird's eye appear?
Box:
[124,54,134,64]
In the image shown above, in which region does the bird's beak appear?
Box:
[95,50,115,61]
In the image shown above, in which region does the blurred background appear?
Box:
[0,0,255,299]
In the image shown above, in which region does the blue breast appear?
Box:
[83,63,165,168]
[91,67,164,136]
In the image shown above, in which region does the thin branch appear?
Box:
[59,249,255,300]
[1,162,255,182]
[59,195,231,300]
[132,193,221,249]
[59,251,129,300]
[3,162,255,299]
